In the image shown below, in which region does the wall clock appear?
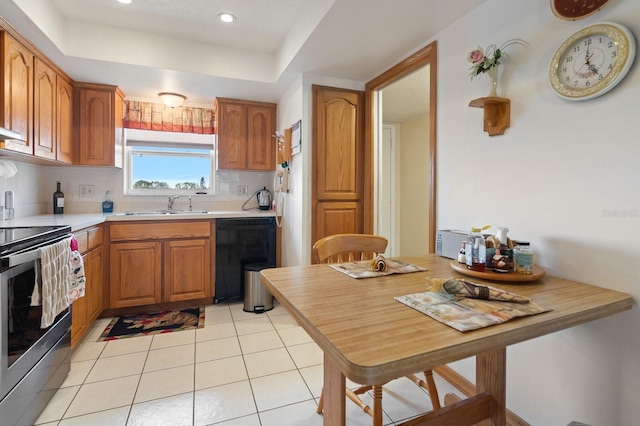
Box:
[549,22,636,101]
[551,0,610,21]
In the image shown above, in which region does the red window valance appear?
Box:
[123,100,216,134]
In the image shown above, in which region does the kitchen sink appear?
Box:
[114,210,212,216]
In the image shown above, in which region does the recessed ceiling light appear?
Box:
[218,13,236,23]
[117,0,132,4]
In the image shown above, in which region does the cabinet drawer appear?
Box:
[110,221,212,241]
[74,231,88,254]
[74,226,103,254]
[87,226,103,250]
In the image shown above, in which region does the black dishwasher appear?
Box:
[215,217,276,303]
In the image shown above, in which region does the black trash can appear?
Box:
[243,263,274,313]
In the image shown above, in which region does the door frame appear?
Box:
[365,41,438,252]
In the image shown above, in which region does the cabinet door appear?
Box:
[78,88,113,166]
[217,101,247,169]
[312,86,365,256]
[71,278,88,347]
[247,105,275,170]
[164,238,211,302]
[85,245,104,323]
[1,33,33,154]
[56,76,73,164]
[33,58,56,160]
[110,241,162,308]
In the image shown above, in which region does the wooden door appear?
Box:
[1,33,33,154]
[109,241,162,308]
[247,104,275,170]
[217,100,247,169]
[56,76,73,163]
[33,58,56,160]
[312,86,366,255]
[163,238,211,302]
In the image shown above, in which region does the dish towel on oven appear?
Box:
[67,236,86,302]
[32,236,73,328]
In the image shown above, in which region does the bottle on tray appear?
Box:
[465,225,490,272]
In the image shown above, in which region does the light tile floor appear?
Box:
[34,302,457,426]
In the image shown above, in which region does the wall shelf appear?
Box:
[468,96,510,136]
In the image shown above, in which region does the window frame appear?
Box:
[124,129,216,196]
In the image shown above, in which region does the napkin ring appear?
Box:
[478,286,490,300]
[371,255,387,272]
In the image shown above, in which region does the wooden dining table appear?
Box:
[259,254,633,426]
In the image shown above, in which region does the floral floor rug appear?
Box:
[98,307,204,341]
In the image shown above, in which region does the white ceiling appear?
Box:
[3,0,488,107]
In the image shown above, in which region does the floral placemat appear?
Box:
[395,279,551,332]
[329,258,427,279]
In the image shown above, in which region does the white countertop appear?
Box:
[3,210,276,232]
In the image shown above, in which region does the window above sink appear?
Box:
[124,129,216,197]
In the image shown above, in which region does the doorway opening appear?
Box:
[365,41,438,255]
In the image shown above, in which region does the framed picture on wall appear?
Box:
[291,120,301,155]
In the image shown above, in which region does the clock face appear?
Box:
[549,22,636,101]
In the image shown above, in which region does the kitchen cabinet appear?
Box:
[56,76,74,163]
[108,221,213,309]
[71,226,105,347]
[1,32,33,154]
[75,83,125,167]
[1,32,74,164]
[215,98,276,170]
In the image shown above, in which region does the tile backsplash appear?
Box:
[0,159,274,217]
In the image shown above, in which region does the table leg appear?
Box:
[476,347,506,426]
[323,353,346,425]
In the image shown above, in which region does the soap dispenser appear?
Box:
[102,190,114,213]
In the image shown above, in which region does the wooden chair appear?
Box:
[312,233,441,425]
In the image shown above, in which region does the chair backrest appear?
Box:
[312,234,388,264]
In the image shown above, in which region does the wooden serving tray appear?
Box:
[450,260,546,282]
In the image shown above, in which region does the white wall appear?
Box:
[433,0,640,424]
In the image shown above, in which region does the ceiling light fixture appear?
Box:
[218,13,236,23]
[158,92,187,108]
[117,0,132,4]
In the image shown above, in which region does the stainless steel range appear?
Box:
[0,225,73,426]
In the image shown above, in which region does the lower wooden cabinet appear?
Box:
[110,241,162,308]
[108,221,214,309]
[71,226,105,347]
[164,239,211,302]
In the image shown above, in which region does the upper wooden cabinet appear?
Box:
[75,83,124,167]
[1,32,33,154]
[56,76,73,163]
[215,98,276,170]
[1,31,73,164]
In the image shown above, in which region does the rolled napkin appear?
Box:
[370,254,387,272]
[426,277,530,304]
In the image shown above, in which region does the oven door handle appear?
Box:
[3,234,71,268]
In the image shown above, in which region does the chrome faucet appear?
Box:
[167,196,179,211]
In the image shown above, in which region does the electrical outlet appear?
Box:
[237,185,248,196]
[79,184,95,198]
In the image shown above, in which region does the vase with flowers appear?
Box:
[467,39,528,97]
